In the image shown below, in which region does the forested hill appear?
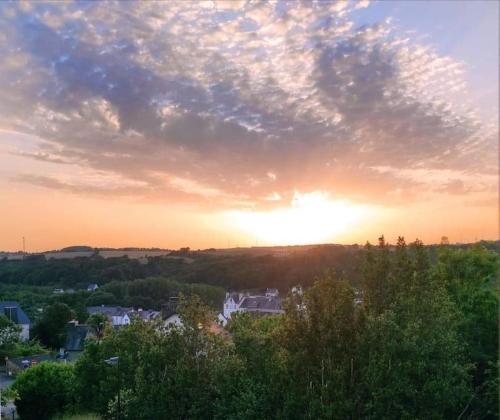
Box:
[1,240,498,291]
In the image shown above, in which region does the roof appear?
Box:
[227,292,241,305]
[162,307,177,319]
[64,323,89,351]
[0,301,30,325]
[131,310,160,321]
[239,296,283,312]
[87,306,161,322]
[87,306,133,317]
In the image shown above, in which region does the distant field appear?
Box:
[98,250,172,259]
[44,251,94,259]
[2,250,173,260]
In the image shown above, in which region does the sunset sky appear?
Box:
[0,0,498,252]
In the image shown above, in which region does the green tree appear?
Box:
[0,309,49,362]
[359,238,471,419]
[33,303,74,349]
[127,295,224,419]
[218,313,283,420]
[363,236,391,315]
[87,313,110,342]
[0,314,21,359]
[75,319,156,415]
[75,294,229,419]
[13,362,76,420]
[278,272,361,419]
[434,245,499,418]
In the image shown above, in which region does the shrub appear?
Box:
[13,362,76,420]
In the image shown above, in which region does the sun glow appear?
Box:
[227,191,369,245]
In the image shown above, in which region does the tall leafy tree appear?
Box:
[434,245,499,418]
[33,302,74,349]
[128,295,225,420]
[359,238,471,419]
[75,319,156,415]
[363,236,391,315]
[220,313,284,420]
[278,272,361,419]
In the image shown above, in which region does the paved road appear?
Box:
[0,374,14,390]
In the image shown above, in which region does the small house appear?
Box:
[87,283,99,292]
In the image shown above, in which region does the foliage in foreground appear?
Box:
[0,314,48,362]
[11,240,498,419]
[12,362,76,420]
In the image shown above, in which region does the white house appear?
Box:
[0,301,30,340]
[164,313,183,327]
[220,289,284,326]
[223,293,243,320]
[87,306,133,327]
[87,283,99,292]
[87,306,163,327]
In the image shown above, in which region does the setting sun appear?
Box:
[226,192,370,245]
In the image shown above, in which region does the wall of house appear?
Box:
[223,299,242,319]
[110,315,130,326]
[20,324,30,341]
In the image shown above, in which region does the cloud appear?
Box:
[0,1,496,209]
[10,151,73,165]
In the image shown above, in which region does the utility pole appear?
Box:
[22,236,26,253]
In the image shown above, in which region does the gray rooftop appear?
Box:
[131,309,160,321]
[87,306,133,317]
[239,296,283,312]
[64,323,89,351]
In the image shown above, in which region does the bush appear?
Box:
[13,362,76,420]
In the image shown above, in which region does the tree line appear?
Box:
[10,239,498,419]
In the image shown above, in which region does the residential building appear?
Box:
[133,308,161,322]
[87,306,133,327]
[164,313,182,327]
[64,321,89,352]
[162,296,181,327]
[87,306,161,327]
[220,290,284,325]
[87,283,99,292]
[0,301,30,340]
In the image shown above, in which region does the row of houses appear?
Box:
[87,289,285,330]
[53,283,99,294]
[1,289,284,375]
[0,287,285,349]
[87,306,162,326]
